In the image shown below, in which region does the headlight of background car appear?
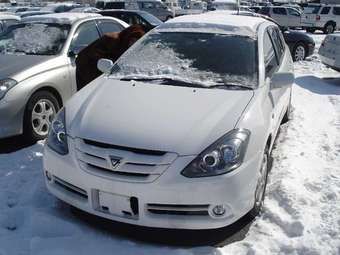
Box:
[47,107,68,155]
[181,129,250,178]
[0,78,17,100]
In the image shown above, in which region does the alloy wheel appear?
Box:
[294,45,306,62]
[254,152,268,208]
[31,99,56,137]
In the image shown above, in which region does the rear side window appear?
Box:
[273,7,287,15]
[320,7,331,15]
[270,27,285,62]
[263,31,278,77]
[288,8,300,17]
[259,7,270,15]
[333,7,340,15]
[97,20,124,34]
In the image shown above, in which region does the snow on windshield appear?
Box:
[0,23,68,55]
[111,32,258,88]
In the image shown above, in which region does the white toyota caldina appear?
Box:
[43,13,294,230]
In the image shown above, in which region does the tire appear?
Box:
[292,42,307,62]
[281,91,292,124]
[23,91,60,142]
[323,23,335,34]
[306,28,315,33]
[249,146,270,218]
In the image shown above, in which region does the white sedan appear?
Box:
[43,13,294,230]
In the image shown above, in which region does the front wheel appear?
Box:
[293,42,307,62]
[323,23,335,34]
[24,91,60,142]
[249,147,269,218]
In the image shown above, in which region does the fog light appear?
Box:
[45,171,52,181]
[212,205,226,216]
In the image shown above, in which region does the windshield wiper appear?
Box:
[120,77,208,88]
[208,84,253,90]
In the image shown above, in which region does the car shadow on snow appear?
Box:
[70,206,255,248]
[0,135,36,154]
[295,75,340,95]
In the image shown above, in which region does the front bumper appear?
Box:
[43,137,262,230]
[0,98,24,138]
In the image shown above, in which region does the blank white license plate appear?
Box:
[98,191,132,217]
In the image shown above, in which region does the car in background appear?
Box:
[0,13,128,141]
[70,7,101,13]
[43,13,294,230]
[249,6,262,13]
[258,6,302,28]
[302,4,340,34]
[17,11,53,18]
[41,3,82,13]
[0,14,20,33]
[319,34,340,71]
[99,9,162,31]
[214,10,315,61]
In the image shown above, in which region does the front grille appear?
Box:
[147,204,209,216]
[75,138,177,183]
[54,176,88,200]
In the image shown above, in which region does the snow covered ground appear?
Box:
[0,32,339,255]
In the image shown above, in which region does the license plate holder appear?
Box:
[98,191,134,218]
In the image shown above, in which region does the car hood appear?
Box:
[0,54,57,82]
[67,79,254,156]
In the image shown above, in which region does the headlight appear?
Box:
[47,107,68,155]
[181,129,250,178]
[0,78,17,100]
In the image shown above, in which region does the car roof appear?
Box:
[100,9,147,14]
[21,13,101,25]
[0,14,20,20]
[161,11,267,36]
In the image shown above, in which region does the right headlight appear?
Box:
[47,107,68,155]
[0,78,17,100]
[181,129,250,178]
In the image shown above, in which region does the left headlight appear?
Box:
[0,78,17,100]
[181,129,250,178]
[47,107,68,155]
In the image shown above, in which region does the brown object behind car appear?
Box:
[75,25,146,90]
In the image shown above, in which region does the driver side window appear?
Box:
[70,21,100,54]
[263,31,278,78]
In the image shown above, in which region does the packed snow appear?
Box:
[0,32,339,255]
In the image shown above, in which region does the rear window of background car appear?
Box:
[320,7,331,15]
[273,8,287,15]
[333,7,340,15]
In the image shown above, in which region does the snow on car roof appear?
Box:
[158,12,266,37]
[21,13,101,25]
[0,14,20,20]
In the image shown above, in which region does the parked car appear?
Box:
[0,13,128,140]
[258,6,302,28]
[99,9,162,31]
[43,13,294,230]
[216,10,315,61]
[96,0,174,21]
[17,11,53,18]
[319,34,340,71]
[70,7,101,13]
[301,4,340,34]
[41,3,82,13]
[0,14,20,33]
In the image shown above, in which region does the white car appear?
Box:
[43,13,294,230]
[302,4,340,34]
[259,6,302,28]
[0,14,20,33]
[319,34,340,71]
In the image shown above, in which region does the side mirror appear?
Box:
[270,72,294,89]
[97,58,114,74]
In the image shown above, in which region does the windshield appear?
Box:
[111,32,258,89]
[140,12,162,26]
[0,23,70,55]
